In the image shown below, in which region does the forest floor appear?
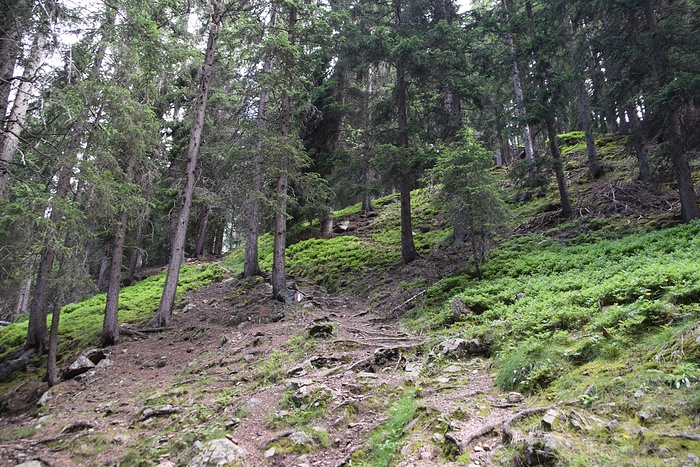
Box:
[0,266,528,466]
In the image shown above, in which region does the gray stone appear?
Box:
[605,419,620,432]
[187,438,248,467]
[83,348,107,365]
[542,409,558,430]
[523,433,562,466]
[62,355,95,380]
[264,447,275,458]
[507,392,524,403]
[290,431,313,447]
[307,323,334,338]
[634,389,645,398]
[433,338,485,359]
[451,296,471,319]
[569,410,590,432]
[36,390,52,407]
[14,462,45,467]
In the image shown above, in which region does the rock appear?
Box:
[637,410,652,425]
[287,366,307,377]
[687,453,700,465]
[83,349,107,365]
[605,419,620,432]
[36,390,52,407]
[432,432,445,444]
[287,378,314,390]
[541,409,558,430]
[451,296,471,319]
[14,461,45,467]
[634,389,645,398]
[62,355,95,380]
[507,392,524,403]
[357,372,378,379]
[522,433,562,466]
[264,447,275,458]
[182,303,197,313]
[433,338,485,359]
[187,438,248,467]
[307,323,334,338]
[444,365,462,373]
[569,410,590,432]
[290,431,313,447]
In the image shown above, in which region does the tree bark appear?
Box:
[395,0,417,264]
[669,110,700,221]
[155,1,223,326]
[271,4,296,299]
[545,118,573,216]
[244,21,276,278]
[194,203,210,258]
[503,0,535,164]
[0,2,55,200]
[100,146,137,346]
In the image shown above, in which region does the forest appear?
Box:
[1,0,700,464]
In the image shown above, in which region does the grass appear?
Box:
[0,263,223,362]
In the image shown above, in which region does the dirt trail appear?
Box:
[0,274,520,466]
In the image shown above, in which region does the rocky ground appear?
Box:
[0,269,546,467]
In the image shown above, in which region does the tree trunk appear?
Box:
[155,2,223,327]
[669,110,700,221]
[545,118,573,217]
[321,207,333,238]
[0,3,54,200]
[100,147,137,346]
[194,203,210,258]
[503,0,535,164]
[244,26,275,278]
[395,0,417,264]
[127,220,144,283]
[0,27,20,130]
[46,267,64,387]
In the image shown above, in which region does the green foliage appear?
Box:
[363,391,419,467]
[0,265,223,360]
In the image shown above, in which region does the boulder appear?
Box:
[433,338,485,359]
[62,356,95,380]
[522,433,562,466]
[187,438,248,467]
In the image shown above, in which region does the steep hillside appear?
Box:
[0,134,699,466]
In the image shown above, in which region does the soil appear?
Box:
[0,268,523,467]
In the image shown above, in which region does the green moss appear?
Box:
[0,264,223,362]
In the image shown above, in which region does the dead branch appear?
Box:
[659,433,700,442]
[262,430,294,448]
[388,289,427,315]
[136,405,182,422]
[452,405,556,453]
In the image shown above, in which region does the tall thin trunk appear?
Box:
[546,118,573,216]
[361,67,375,214]
[272,4,296,299]
[0,2,55,199]
[564,9,601,179]
[194,203,210,257]
[0,27,20,130]
[155,2,223,326]
[503,0,535,163]
[244,19,276,278]
[669,110,699,221]
[395,0,417,264]
[100,149,137,346]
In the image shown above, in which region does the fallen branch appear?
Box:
[659,433,700,442]
[263,430,294,448]
[388,289,427,315]
[452,405,556,452]
[136,404,182,422]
